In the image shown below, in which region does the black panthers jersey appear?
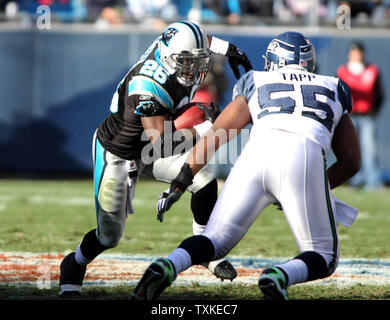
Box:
[97,36,198,160]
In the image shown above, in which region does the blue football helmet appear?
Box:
[264,32,316,73]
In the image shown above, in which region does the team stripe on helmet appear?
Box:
[189,21,204,48]
[180,21,201,49]
[128,76,173,109]
[272,39,313,64]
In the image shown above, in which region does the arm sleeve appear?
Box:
[130,95,170,117]
[337,78,353,114]
[232,70,256,101]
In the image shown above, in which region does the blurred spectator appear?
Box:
[86,0,126,24]
[16,0,87,22]
[125,0,178,28]
[202,0,241,24]
[241,0,273,17]
[202,0,241,25]
[0,0,11,12]
[282,0,329,25]
[337,41,385,191]
[338,0,390,27]
[176,0,241,24]
[370,0,389,27]
[1,1,18,20]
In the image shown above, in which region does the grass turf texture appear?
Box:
[0,178,389,300]
[0,284,389,300]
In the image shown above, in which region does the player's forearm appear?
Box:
[327,161,360,189]
[187,131,221,176]
[187,124,236,175]
[327,114,361,189]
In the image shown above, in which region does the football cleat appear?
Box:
[131,258,176,300]
[201,259,237,281]
[258,267,289,300]
[58,252,86,298]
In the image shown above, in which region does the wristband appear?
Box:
[209,36,229,55]
[194,120,213,137]
[170,163,194,192]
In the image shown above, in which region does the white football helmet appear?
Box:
[158,21,210,86]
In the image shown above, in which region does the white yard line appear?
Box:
[0,195,149,207]
[1,252,389,288]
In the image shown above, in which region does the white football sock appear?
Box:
[276,259,308,287]
[75,244,92,266]
[192,219,206,235]
[167,248,192,275]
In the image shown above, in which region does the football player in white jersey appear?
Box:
[131,32,361,300]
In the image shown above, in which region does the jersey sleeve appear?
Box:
[337,78,353,114]
[127,75,174,117]
[232,70,256,101]
[130,95,169,117]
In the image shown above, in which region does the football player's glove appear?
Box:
[197,102,221,123]
[157,163,194,222]
[226,43,253,79]
[210,36,253,79]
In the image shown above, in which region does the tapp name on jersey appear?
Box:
[97,36,198,160]
[233,68,352,155]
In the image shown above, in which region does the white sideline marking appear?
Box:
[1,252,390,288]
[0,195,149,207]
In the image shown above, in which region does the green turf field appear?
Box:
[0,178,389,300]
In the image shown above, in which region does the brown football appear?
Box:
[173,102,209,130]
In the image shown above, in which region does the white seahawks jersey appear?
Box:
[233,67,352,155]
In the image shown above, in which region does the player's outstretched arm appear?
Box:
[187,96,252,176]
[208,36,253,79]
[328,114,361,189]
[156,96,251,221]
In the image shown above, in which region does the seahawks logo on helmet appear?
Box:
[264,31,316,73]
[267,41,279,52]
[162,28,178,47]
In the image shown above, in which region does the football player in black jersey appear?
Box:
[59,21,253,297]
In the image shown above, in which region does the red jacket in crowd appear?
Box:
[337,63,383,115]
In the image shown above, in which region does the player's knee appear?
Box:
[97,219,124,248]
[98,233,121,249]
[294,250,336,281]
[297,251,328,280]
[179,235,215,265]
[191,179,218,225]
[79,229,110,262]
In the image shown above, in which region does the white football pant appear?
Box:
[202,128,339,273]
[92,131,215,248]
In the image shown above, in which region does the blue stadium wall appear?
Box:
[1,25,389,181]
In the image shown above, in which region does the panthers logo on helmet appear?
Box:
[162,28,178,47]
